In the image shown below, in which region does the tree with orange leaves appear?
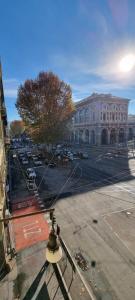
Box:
[16,72,74,143]
[10,120,25,137]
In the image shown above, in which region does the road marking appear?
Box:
[23,221,39,228]
[24,228,41,238]
[103,218,134,256]
[101,206,135,217]
[23,226,39,232]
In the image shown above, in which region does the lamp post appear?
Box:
[45,212,62,263]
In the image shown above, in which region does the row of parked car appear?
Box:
[53,148,89,161]
[17,151,42,180]
[18,151,43,166]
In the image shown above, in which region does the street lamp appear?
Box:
[45,213,62,263]
[46,230,62,263]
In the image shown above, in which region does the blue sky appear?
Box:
[1,0,135,121]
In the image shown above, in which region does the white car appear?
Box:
[34,160,42,166]
[28,172,36,179]
[27,168,36,176]
[22,159,29,165]
[27,168,34,173]
[32,156,38,161]
[27,152,32,158]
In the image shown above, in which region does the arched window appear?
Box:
[85,108,89,122]
[119,128,125,143]
[71,132,74,142]
[79,130,84,143]
[128,128,133,140]
[85,129,89,143]
[103,113,106,121]
[75,130,78,143]
[101,129,108,144]
[91,130,95,145]
[110,129,116,144]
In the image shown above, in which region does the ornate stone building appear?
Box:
[128,115,135,140]
[71,93,135,145]
[0,63,9,272]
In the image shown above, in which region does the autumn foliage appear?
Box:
[16,72,74,143]
[10,120,25,137]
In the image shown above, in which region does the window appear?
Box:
[103,113,106,121]
[74,113,78,123]
[85,108,89,122]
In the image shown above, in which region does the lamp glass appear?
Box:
[46,246,62,263]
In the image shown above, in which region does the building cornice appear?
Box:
[74,93,130,108]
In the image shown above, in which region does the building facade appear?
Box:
[127,115,135,140]
[71,93,135,146]
[0,63,8,272]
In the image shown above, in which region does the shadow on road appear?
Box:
[23,261,49,300]
[35,282,50,300]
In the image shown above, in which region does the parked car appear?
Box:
[78,152,88,159]
[82,153,89,159]
[27,168,36,175]
[34,160,42,166]
[68,154,74,161]
[48,163,56,168]
[28,172,36,179]
[22,159,29,165]
[20,155,26,161]
[45,159,49,165]
[19,153,25,158]
[32,156,38,161]
[27,152,32,158]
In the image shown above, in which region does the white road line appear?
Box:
[103,218,134,256]
[23,226,39,232]
[23,220,39,227]
[24,228,41,238]
[101,206,135,217]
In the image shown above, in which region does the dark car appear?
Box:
[45,159,49,165]
[48,163,56,168]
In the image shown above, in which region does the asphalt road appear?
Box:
[54,155,135,300]
[9,146,135,299]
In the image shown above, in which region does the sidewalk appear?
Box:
[0,242,65,300]
[58,237,96,300]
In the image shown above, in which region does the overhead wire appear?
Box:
[9,138,135,209]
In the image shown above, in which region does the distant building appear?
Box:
[128,115,135,140]
[71,93,135,145]
[0,63,9,271]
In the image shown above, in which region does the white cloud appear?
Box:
[3,78,20,98]
[72,80,132,102]
[51,49,135,88]
[4,89,18,97]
